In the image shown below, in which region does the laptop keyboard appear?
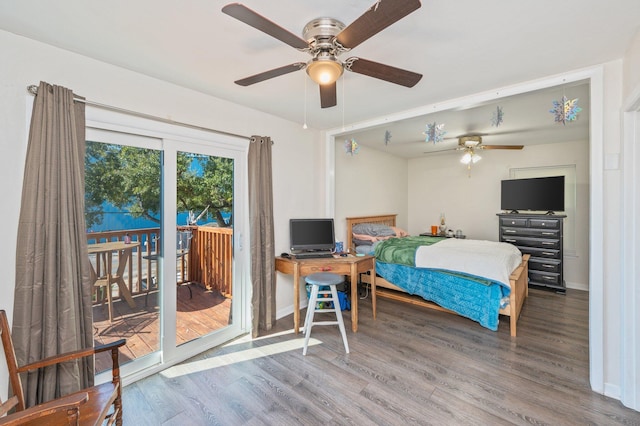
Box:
[294,252,334,259]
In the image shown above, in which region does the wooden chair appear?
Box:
[0,310,126,425]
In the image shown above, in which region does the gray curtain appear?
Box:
[248,135,276,338]
[13,81,93,407]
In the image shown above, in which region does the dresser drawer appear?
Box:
[529,270,561,286]
[517,246,561,259]
[529,218,561,229]
[502,227,559,238]
[500,217,528,227]
[528,258,561,273]
[502,236,560,249]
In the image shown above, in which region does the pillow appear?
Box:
[355,244,374,255]
[352,223,396,237]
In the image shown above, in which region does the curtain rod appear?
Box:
[27,84,252,141]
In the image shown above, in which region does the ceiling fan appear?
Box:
[221,0,423,108]
[456,135,524,167]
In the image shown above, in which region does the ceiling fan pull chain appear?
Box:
[342,73,346,131]
[303,72,308,129]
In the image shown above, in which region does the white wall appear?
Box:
[0,30,325,399]
[407,139,590,289]
[334,140,409,242]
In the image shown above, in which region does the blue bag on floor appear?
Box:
[337,291,351,311]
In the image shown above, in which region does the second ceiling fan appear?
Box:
[222,0,423,108]
[456,135,524,167]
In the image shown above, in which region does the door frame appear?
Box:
[86,107,250,385]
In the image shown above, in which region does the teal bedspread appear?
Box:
[374,237,510,331]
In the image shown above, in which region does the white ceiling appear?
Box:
[339,80,591,158]
[1,0,638,145]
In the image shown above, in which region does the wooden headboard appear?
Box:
[345,214,397,253]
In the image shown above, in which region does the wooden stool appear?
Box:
[303,272,350,356]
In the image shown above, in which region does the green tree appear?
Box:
[85,142,233,228]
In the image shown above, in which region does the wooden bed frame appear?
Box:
[346,214,529,337]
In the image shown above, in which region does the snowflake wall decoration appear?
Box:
[550,96,582,124]
[491,106,504,127]
[345,138,359,155]
[384,130,392,145]
[424,122,446,144]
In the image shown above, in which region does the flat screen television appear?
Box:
[289,218,335,253]
[501,175,565,213]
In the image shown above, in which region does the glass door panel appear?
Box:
[174,151,234,346]
[85,139,162,373]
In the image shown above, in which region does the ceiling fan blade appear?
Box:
[423,148,458,155]
[319,83,337,108]
[336,0,421,49]
[222,3,309,50]
[235,63,306,86]
[345,57,422,87]
[480,145,524,150]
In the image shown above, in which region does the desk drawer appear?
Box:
[299,263,352,275]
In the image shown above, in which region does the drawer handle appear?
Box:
[541,242,555,246]
[542,264,555,269]
[542,252,555,256]
[505,239,517,243]
[541,232,555,236]
[542,276,555,281]
[504,230,516,234]
[321,266,332,271]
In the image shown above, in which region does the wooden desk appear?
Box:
[275,254,376,334]
[88,241,140,309]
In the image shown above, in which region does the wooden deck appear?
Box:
[93,283,232,372]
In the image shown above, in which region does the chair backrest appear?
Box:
[177,230,192,254]
[0,310,26,413]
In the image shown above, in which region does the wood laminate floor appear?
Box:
[121,289,640,425]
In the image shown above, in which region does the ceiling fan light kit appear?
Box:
[222,0,423,108]
[306,54,344,85]
[460,151,481,165]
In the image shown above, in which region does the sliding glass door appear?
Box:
[86,116,248,381]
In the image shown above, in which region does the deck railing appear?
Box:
[87,226,233,302]
[189,226,233,297]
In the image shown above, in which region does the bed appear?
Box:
[346,214,529,336]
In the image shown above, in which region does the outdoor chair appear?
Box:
[0,310,126,425]
[143,230,194,302]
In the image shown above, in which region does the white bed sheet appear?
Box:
[414,238,522,288]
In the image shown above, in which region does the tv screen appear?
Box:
[289,218,335,252]
[501,176,565,213]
